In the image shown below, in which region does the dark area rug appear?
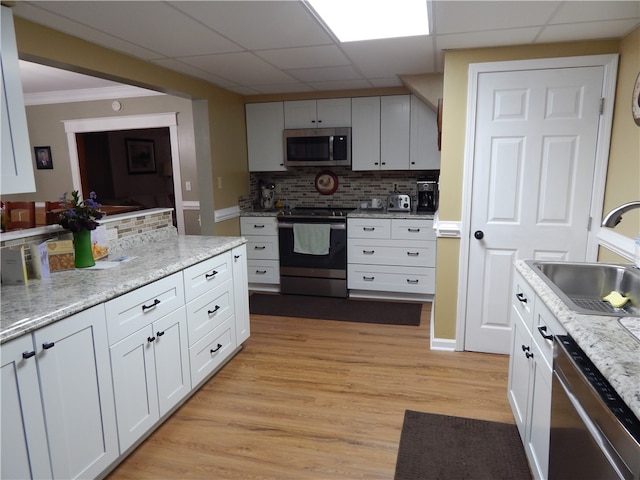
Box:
[249,293,421,326]
[394,410,531,480]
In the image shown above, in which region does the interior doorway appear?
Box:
[77,128,175,223]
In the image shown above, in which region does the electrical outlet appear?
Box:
[217,177,223,189]
[185,181,192,191]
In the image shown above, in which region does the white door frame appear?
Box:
[455,54,619,351]
[62,112,185,235]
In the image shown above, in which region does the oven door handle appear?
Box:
[278,222,346,230]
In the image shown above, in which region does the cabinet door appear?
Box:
[246,102,286,172]
[1,335,52,480]
[525,344,552,480]
[233,245,250,345]
[0,6,36,194]
[35,305,118,479]
[154,307,190,416]
[110,325,160,453]
[409,95,441,170]
[284,100,317,128]
[351,96,381,170]
[507,314,532,441]
[381,95,410,170]
[316,98,351,127]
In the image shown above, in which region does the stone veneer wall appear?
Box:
[1,209,176,276]
[240,168,437,210]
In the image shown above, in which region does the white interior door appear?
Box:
[464,65,605,354]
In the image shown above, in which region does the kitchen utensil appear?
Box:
[387,193,411,212]
[260,181,276,210]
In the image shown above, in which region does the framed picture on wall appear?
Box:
[126,138,156,174]
[34,146,53,169]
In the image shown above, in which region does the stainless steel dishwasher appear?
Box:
[549,335,640,479]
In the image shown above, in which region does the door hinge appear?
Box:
[599,98,605,115]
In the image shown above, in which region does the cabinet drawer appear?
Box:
[348,239,435,267]
[246,236,279,260]
[348,264,435,294]
[348,218,391,239]
[189,318,235,387]
[106,272,185,345]
[512,272,536,333]
[391,219,435,241]
[240,216,278,236]
[247,259,280,284]
[183,251,232,303]
[185,278,234,346]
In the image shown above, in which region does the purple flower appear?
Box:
[57,190,104,232]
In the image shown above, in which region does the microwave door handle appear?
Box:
[329,135,334,161]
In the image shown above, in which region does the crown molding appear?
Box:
[24,85,164,106]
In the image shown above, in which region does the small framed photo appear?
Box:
[34,146,53,169]
[126,138,156,174]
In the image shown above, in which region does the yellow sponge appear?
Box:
[603,291,629,308]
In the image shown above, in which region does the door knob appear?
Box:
[474,230,484,240]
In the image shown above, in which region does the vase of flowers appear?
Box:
[57,191,104,268]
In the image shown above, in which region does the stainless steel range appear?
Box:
[277,207,355,297]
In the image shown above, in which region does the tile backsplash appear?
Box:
[242,168,437,210]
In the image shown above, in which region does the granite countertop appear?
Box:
[515,259,640,420]
[240,208,435,220]
[1,235,246,344]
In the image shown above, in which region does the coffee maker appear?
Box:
[416,171,439,213]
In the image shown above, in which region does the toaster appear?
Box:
[387,194,411,212]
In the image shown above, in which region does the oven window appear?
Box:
[279,226,346,270]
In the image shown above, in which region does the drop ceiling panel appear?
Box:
[172,1,333,50]
[256,45,351,70]
[342,37,435,77]
[306,79,374,91]
[551,1,640,23]
[436,28,541,50]
[539,19,640,42]
[287,65,363,83]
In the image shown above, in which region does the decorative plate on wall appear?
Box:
[314,170,338,195]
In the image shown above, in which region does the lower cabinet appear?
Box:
[109,306,190,453]
[240,216,280,289]
[233,244,251,345]
[507,270,564,480]
[1,305,118,479]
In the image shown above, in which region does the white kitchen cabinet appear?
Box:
[1,6,36,194]
[410,95,441,170]
[351,96,381,171]
[240,216,280,290]
[347,217,435,295]
[507,270,565,480]
[246,102,286,172]
[8,305,119,480]
[284,98,351,128]
[351,95,412,171]
[232,244,251,345]
[1,335,52,480]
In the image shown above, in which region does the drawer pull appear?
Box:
[256,270,267,274]
[363,227,375,231]
[42,342,55,350]
[142,299,161,311]
[234,255,240,259]
[254,245,266,250]
[205,270,219,279]
[147,336,156,343]
[156,331,165,337]
[208,305,221,315]
[407,228,421,232]
[363,250,375,255]
[406,279,419,284]
[22,350,36,359]
[363,276,375,281]
[521,344,530,352]
[525,352,534,359]
[210,343,223,354]
[515,293,527,304]
[537,325,553,341]
[407,251,419,256]
[253,224,265,229]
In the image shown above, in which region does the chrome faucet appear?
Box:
[601,201,640,227]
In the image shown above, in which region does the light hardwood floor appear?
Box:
[108,301,512,479]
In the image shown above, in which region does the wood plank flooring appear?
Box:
[108,301,512,479]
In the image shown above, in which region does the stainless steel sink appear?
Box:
[525,261,640,317]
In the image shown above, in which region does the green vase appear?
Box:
[73,229,95,268]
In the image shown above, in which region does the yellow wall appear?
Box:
[13,17,249,235]
[435,38,625,340]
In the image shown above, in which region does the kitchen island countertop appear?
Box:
[516,259,640,420]
[240,209,435,220]
[1,235,246,344]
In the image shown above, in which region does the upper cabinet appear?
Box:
[284,98,351,128]
[351,96,381,171]
[380,95,411,170]
[1,6,36,194]
[246,102,286,172]
[410,95,441,170]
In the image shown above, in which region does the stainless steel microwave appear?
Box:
[283,127,351,167]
